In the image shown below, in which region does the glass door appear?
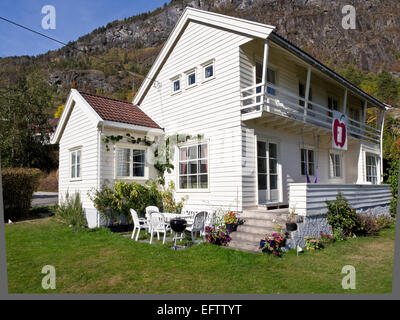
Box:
[257,140,280,204]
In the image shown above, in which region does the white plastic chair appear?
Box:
[150,212,169,244]
[146,206,160,239]
[186,211,207,243]
[130,209,149,241]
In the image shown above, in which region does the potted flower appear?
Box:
[286,206,297,232]
[259,232,286,257]
[224,211,238,233]
[205,226,232,246]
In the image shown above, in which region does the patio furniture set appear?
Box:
[130,207,214,248]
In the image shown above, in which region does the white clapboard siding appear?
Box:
[58,101,99,211]
[99,127,159,186]
[289,183,392,216]
[138,20,253,211]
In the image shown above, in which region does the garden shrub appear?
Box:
[1,168,42,221]
[160,181,187,214]
[357,214,380,236]
[89,180,164,224]
[326,193,361,238]
[357,210,393,236]
[55,192,87,228]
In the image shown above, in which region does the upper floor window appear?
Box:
[366,153,378,184]
[186,69,196,88]
[70,149,81,179]
[179,143,208,189]
[255,62,276,97]
[301,148,315,176]
[328,95,339,117]
[116,148,146,178]
[171,76,181,94]
[203,60,215,81]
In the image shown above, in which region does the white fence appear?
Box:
[288,183,392,216]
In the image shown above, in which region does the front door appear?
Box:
[257,140,280,204]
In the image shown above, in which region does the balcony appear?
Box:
[240,83,381,144]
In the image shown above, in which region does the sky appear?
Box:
[0,0,167,57]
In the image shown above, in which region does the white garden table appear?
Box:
[162,213,193,223]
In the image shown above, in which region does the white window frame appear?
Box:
[202,59,215,83]
[70,148,82,181]
[329,150,343,179]
[185,68,197,89]
[114,144,148,180]
[300,147,315,177]
[171,75,181,95]
[254,59,278,97]
[176,141,210,193]
[365,152,379,184]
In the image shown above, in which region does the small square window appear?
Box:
[204,64,214,79]
[173,80,180,92]
[171,77,181,94]
[188,72,196,87]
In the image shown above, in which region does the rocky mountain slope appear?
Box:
[1,0,399,105]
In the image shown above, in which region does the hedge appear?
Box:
[1,168,42,221]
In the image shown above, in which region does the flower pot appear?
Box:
[286,222,297,232]
[225,223,237,233]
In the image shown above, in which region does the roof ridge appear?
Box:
[79,91,136,106]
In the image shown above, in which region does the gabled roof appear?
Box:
[79,92,161,128]
[133,7,275,105]
[51,89,162,144]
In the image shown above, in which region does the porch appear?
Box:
[288,183,392,216]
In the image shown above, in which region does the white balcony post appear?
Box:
[262,40,269,112]
[343,89,348,115]
[303,67,312,121]
[380,109,386,183]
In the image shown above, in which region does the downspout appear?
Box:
[97,122,104,227]
[380,110,386,184]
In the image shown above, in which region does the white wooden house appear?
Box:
[53,8,391,233]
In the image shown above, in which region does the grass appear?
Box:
[5,218,396,294]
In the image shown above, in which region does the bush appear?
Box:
[326,193,361,238]
[358,211,393,236]
[1,168,42,221]
[89,181,163,225]
[55,192,86,228]
[304,236,324,250]
[357,214,380,236]
[160,181,187,214]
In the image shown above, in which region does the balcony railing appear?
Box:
[240,83,381,144]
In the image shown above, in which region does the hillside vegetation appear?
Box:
[0,0,399,110]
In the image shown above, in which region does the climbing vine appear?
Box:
[103,133,155,152]
[102,132,204,186]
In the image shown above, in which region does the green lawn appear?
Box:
[5,218,396,294]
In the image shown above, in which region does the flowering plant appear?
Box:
[320,231,335,244]
[260,232,286,256]
[224,211,238,224]
[205,226,231,246]
[304,236,323,250]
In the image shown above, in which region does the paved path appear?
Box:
[31,192,58,207]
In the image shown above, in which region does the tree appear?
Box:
[0,73,58,171]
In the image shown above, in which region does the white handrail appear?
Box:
[241,83,381,143]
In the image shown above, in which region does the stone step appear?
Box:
[230,231,270,243]
[228,239,261,253]
[238,224,278,234]
[241,210,289,220]
[240,217,286,228]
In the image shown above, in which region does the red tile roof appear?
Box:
[79,92,161,129]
